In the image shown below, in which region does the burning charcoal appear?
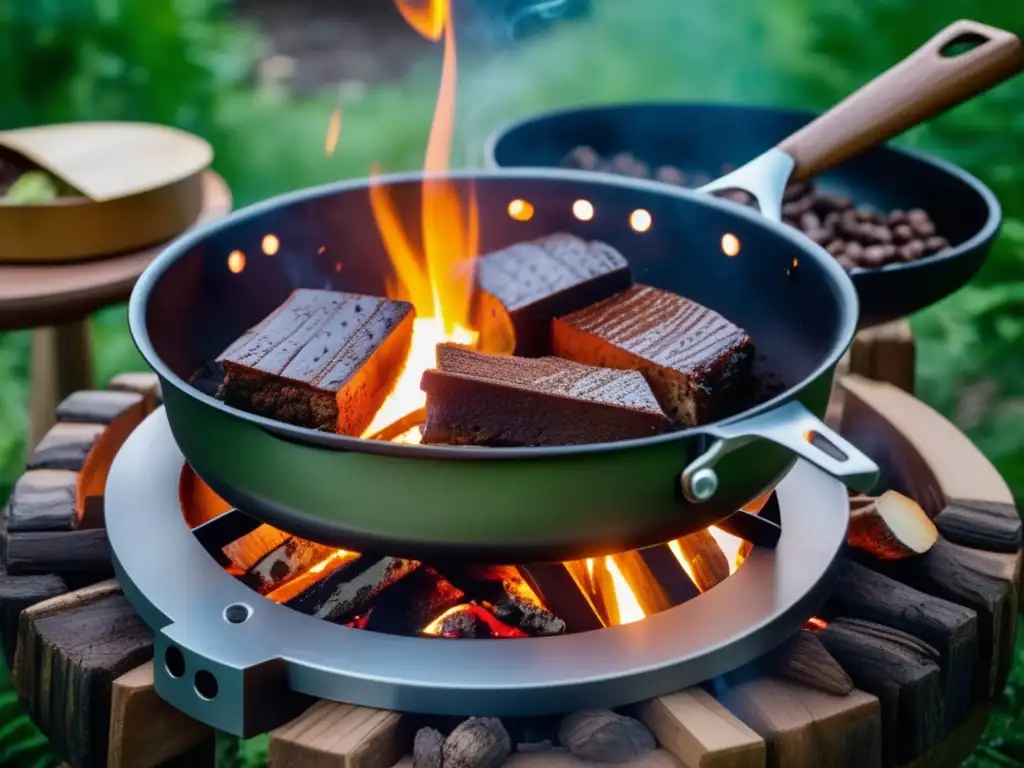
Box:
[925,236,950,255]
[435,607,493,637]
[475,233,632,356]
[560,146,601,171]
[414,727,444,768]
[519,563,604,633]
[217,289,414,435]
[279,555,420,622]
[362,567,463,636]
[420,345,671,447]
[443,718,512,768]
[435,565,567,636]
[558,710,656,762]
[654,165,686,186]
[553,284,755,426]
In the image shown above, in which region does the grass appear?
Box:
[0,1,1023,765]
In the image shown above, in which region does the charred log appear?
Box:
[432,565,565,636]
[361,568,463,636]
[761,630,853,695]
[847,491,937,560]
[278,555,420,623]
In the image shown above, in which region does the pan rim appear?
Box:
[129,166,858,461]
[483,99,1002,280]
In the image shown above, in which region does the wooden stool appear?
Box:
[1,327,1018,768]
[0,171,231,452]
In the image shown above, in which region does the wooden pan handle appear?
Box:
[778,19,1024,182]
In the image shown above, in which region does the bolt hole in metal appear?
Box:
[808,430,849,462]
[165,646,186,678]
[194,670,219,700]
[224,603,252,624]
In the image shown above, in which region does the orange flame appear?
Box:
[566,557,646,626]
[325,106,342,157]
[360,0,479,440]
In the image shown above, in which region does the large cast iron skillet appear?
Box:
[129,20,1022,563]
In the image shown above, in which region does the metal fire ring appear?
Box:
[107,409,850,737]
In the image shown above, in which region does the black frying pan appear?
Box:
[129,20,1022,563]
[486,42,1011,329]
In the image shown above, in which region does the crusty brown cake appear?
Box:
[552,284,755,426]
[474,233,632,356]
[420,344,671,446]
[217,289,413,435]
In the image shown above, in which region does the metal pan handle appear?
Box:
[680,400,879,503]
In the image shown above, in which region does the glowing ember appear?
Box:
[264,549,360,604]
[325,106,342,157]
[310,549,352,574]
[805,616,829,632]
[668,539,697,585]
[605,557,645,624]
[422,604,527,638]
[570,556,646,626]
[360,0,480,439]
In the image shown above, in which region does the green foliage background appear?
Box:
[0,1,1021,765]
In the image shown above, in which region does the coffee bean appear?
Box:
[925,236,950,254]
[655,166,687,186]
[888,209,907,225]
[562,146,601,171]
[855,205,878,222]
[807,229,833,246]
[873,226,894,245]
[900,240,926,262]
[837,255,856,270]
[861,245,891,267]
[817,192,853,212]
[823,212,842,230]
[692,172,711,187]
[800,212,821,231]
[845,242,864,262]
[907,208,930,224]
[783,199,814,219]
[912,218,936,238]
[784,181,813,203]
[826,240,847,256]
[881,244,899,262]
[893,224,914,243]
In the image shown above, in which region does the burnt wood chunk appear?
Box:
[553,284,755,426]
[13,581,154,768]
[217,289,414,435]
[421,344,671,446]
[933,500,1022,554]
[243,536,338,594]
[56,390,144,425]
[638,544,701,605]
[7,469,79,532]
[362,567,464,636]
[0,565,66,667]
[432,564,566,636]
[27,422,105,471]
[817,617,943,767]
[673,529,730,592]
[519,563,604,633]
[761,630,854,695]
[877,535,1020,698]
[475,233,632,355]
[829,560,976,732]
[279,555,421,623]
[107,371,163,414]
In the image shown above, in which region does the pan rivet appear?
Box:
[689,468,719,501]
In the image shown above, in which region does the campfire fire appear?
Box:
[360,0,481,442]
[183,466,764,637]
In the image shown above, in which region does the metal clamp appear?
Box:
[681,400,879,503]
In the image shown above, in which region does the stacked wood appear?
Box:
[519,563,604,632]
[817,618,943,766]
[12,581,154,768]
[760,630,854,695]
[671,529,730,592]
[0,564,66,666]
[268,701,407,768]
[828,560,976,731]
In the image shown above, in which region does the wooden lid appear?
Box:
[0,122,212,202]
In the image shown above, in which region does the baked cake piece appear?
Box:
[552,284,754,426]
[217,289,413,435]
[420,344,671,446]
[475,233,632,356]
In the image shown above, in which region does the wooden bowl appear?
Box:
[0,122,213,263]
